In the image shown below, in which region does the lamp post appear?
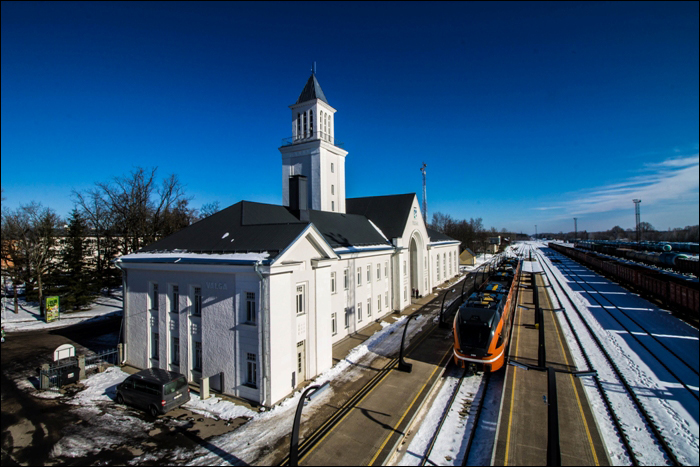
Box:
[439,288,456,329]
[289,381,330,466]
[398,313,419,372]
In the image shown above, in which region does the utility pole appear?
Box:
[420,163,427,224]
[633,199,642,242]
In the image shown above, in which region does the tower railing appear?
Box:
[281,131,344,148]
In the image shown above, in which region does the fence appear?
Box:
[40,344,123,390]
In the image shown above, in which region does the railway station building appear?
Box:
[116,73,460,407]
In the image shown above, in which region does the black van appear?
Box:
[116,368,190,417]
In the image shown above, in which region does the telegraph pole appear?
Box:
[420,163,427,224]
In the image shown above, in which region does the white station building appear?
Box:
[117,73,460,407]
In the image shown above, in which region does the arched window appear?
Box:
[296,113,301,139]
[302,112,306,138]
[309,109,314,136]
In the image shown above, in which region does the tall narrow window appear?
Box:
[331,272,337,294]
[151,331,159,360]
[385,261,388,278]
[332,201,335,212]
[344,268,349,289]
[357,267,362,286]
[246,292,256,324]
[331,162,334,173]
[246,353,257,387]
[367,298,372,317]
[296,285,305,314]
[171,285,179,313]
[151,283,159,311]
[378,295,382,313]
[357,302,362,322]
[377,263,381,281]
[366,265,371,283]
[192,287,202,316]
[332,313,337,335]
[171,337,179,365]
[194,342,202,371]
[297,113,301,139]
[385,291,389,308]
[309,109,314,135]
[437,256,441,281]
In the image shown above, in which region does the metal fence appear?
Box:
[40,346,120,390]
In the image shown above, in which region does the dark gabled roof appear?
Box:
[296,73,329,105]
[308,210,391,248]
[427,227,459,243]
[346,194,416,240]
[139,201,307,258]
[136,200,391,261]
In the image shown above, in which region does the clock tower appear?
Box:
[280,72,348,213]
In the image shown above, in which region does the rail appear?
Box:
[281,132,344,148]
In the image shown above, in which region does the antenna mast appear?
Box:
[420,163,428,224]
[633,199,642,242]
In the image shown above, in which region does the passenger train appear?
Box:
[453,256,521,372]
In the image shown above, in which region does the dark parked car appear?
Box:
[116,368,190,417]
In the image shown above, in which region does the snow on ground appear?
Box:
[536,242,699,466]
[1,290,123,332]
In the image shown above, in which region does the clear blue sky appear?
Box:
[2,1,698,235]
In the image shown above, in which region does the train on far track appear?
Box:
[453,256,521,372]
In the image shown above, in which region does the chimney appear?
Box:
[289,175,310,221]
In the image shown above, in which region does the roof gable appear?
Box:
[346,194,416,240]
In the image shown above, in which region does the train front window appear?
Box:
[458,322,491,350]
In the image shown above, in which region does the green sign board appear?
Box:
[46,296,60,323]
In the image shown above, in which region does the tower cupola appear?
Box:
[280,71,348,213]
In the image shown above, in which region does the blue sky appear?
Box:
[2,1,698,235]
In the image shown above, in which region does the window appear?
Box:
[345,308,350,328]
[331,162,334,173]
[385,291,389,308]
[151,332,159,360]
[192,287,202,316]
[309,109,314,134]
[404,287,407,301]
[344,269,349,290]
[377,295,382,313]
[194,341,202,371]
[297,112,301,138]
[296,285,305,314]
[332,201,335,212]
[385,261,388,278]
[151,283,159,311]
[246,353,257,387]
[246,292,256,324]
[171,285,179,313]
[443,253,446,277]
[367,298,371,317]
[331,184,335,195]
[376,264,381,281]
[332,313,337,335]
[357,267,362,286]
[171,337,180,365]
[366,265,371,283]
[403,261,407,276]
[357,302,362,322]
[437,256,441,281]
[331,272,337,294]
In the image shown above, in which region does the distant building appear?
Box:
[459,248,476,266]
[116,73,460,407]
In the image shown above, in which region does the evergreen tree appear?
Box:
[60,209,94,310]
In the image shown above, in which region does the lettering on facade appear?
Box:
[206,282,228,290]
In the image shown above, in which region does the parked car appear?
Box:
[116,368,190,417]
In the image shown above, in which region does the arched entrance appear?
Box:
[409,232,424,299]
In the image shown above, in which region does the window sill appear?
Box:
[243,383,258,389]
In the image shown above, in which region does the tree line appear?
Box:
[538,223,699,243]
[428,212,527,255]
[1,167,221,314]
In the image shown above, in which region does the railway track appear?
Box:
[535,246,689,466]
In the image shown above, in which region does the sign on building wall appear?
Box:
[46,296,60,323]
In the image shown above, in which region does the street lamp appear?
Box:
[439,288,456,329]
[398,313,420,372]
[289,381,330,466]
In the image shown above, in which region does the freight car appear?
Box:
[453,256,521,372]
[576,242,698,277]
[549,243,699,321]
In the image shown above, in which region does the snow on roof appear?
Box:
[118,251,270,265]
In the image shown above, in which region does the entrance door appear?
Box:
[296,340,306,384]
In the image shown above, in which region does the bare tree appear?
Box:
[2,203,61,315]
